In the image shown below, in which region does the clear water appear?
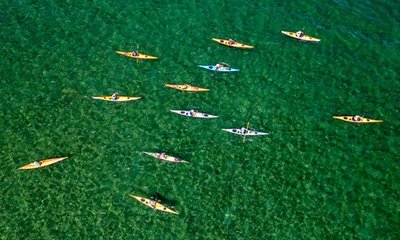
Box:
[1,1,399,239]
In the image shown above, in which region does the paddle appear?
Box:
[221,62,230,67]
[136,43,139,63]
[179,159,190,164]
[242,122,250,143]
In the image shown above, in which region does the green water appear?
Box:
[1,0,399,239]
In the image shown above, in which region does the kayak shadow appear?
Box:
[149,192,178,207]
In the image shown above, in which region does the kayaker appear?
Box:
[33,161,41,167]
[189,109,196,117]
[295,31,304,37]
[216,64,223,70]
[352,115,362,122]
[131,50,139,56]
[228,39,236,45]
[158,152,166,159]
[149,199,157,210]
[241,127,248,135]
[111,92,119,100]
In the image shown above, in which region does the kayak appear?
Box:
[222,128,269,136]
[170,110,218,119]
[165,84,209,92]
[142,152,189,164]
[115,51,158,60]
[19,157,68,170]
[333,116,383,123]
[198,65,240,72]
[212,38,254,49]
[92,96,141,102]
[281,31,320,42]
[129,194,179,215]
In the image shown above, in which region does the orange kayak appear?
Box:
[115,51,158,60]
[212,38,254,49]
[165,84,209,92]
[333,116,383,124]
[19,157,68,170]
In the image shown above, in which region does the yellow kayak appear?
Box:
[333,116,383,124]
[19,157,68,170]
[212,38,254,49]
[281,31,320,42]
[165,84,209,92]
[115,51,158,60]
[92,96,141,102]
[129,195,179,215]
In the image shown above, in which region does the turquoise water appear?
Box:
[1,0,399,239]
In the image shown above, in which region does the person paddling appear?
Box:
[149,199,157,209]
[131,50,139,56]
[111,92,119,100]
[295,31,304,37]
[228,39,236,45]
[189,109,196,117]
[33,161,41,167]
[352,115,362,122]
[158,152,166,159]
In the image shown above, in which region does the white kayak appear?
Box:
[142,152,189,164]
[170,110,218,119]
[222,128,269,136]
[198,64,240,72]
